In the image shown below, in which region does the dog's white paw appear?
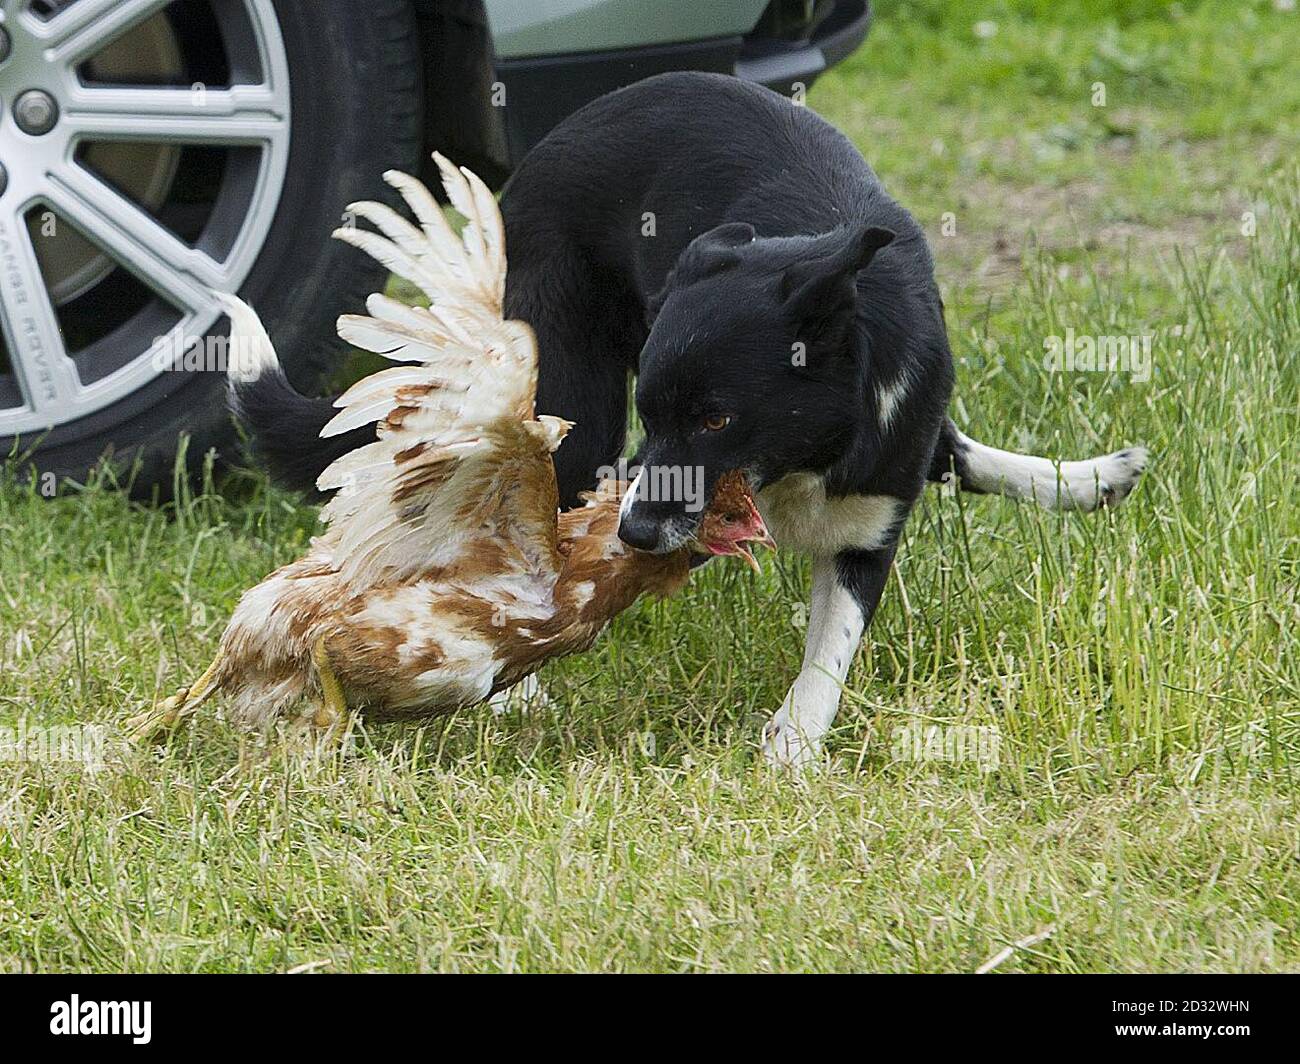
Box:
[1088,446,1149,509]
[1025,445,1152,511]
[761,712,823,770]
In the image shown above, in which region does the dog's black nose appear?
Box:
[618,512,661,551]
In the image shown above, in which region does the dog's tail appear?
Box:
[215,293,373,496]
[928,417,1148,511]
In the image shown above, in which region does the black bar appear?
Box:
[0,973,1292,1051]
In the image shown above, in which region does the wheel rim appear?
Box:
[0,0,291,437]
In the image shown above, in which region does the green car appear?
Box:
[0,0,870,488]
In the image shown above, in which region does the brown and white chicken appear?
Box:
[129,156,772,740]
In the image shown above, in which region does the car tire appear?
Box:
[0,0,424,496]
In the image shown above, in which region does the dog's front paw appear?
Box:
[761,712,823,770]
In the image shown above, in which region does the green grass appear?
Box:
[2,0,1299,972]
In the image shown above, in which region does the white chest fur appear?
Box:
[756,472,902,555]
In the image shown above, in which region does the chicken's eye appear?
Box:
[702,414,732,432]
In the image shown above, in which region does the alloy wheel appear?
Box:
[0,0,291,438]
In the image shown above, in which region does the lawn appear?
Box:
[1,0,1298,972]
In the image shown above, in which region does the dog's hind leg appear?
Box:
[928,417,1148,512]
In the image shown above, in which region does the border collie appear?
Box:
[234,72,1147,767]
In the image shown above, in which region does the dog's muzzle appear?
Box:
[616,466,701,553]
[617,504,699,554]
[616,510,662,551]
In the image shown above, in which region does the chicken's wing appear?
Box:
[303,158,569,588]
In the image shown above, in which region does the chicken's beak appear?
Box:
[705,539,762,572]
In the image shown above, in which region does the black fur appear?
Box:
[228,364,367,498]
[236,73,954,526]
[927,416,983,493]
[503,74,952,529]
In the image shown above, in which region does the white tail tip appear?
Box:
[211,290,280,384]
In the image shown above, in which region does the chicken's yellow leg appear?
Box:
[127,650,225,742]
[310,636,348,731]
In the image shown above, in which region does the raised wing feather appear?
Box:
[315,156,570,587]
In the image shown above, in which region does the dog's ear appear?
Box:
[646,222,757,326]
[683,221,758,271]
[780,224,895,319]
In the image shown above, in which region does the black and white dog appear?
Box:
[236,73,1147,766]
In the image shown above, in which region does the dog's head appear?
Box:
[618,220,894,553]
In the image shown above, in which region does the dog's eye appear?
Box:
[702,414,731,432]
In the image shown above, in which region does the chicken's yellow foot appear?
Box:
[310,636,348,731]
[127,651,224,743]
